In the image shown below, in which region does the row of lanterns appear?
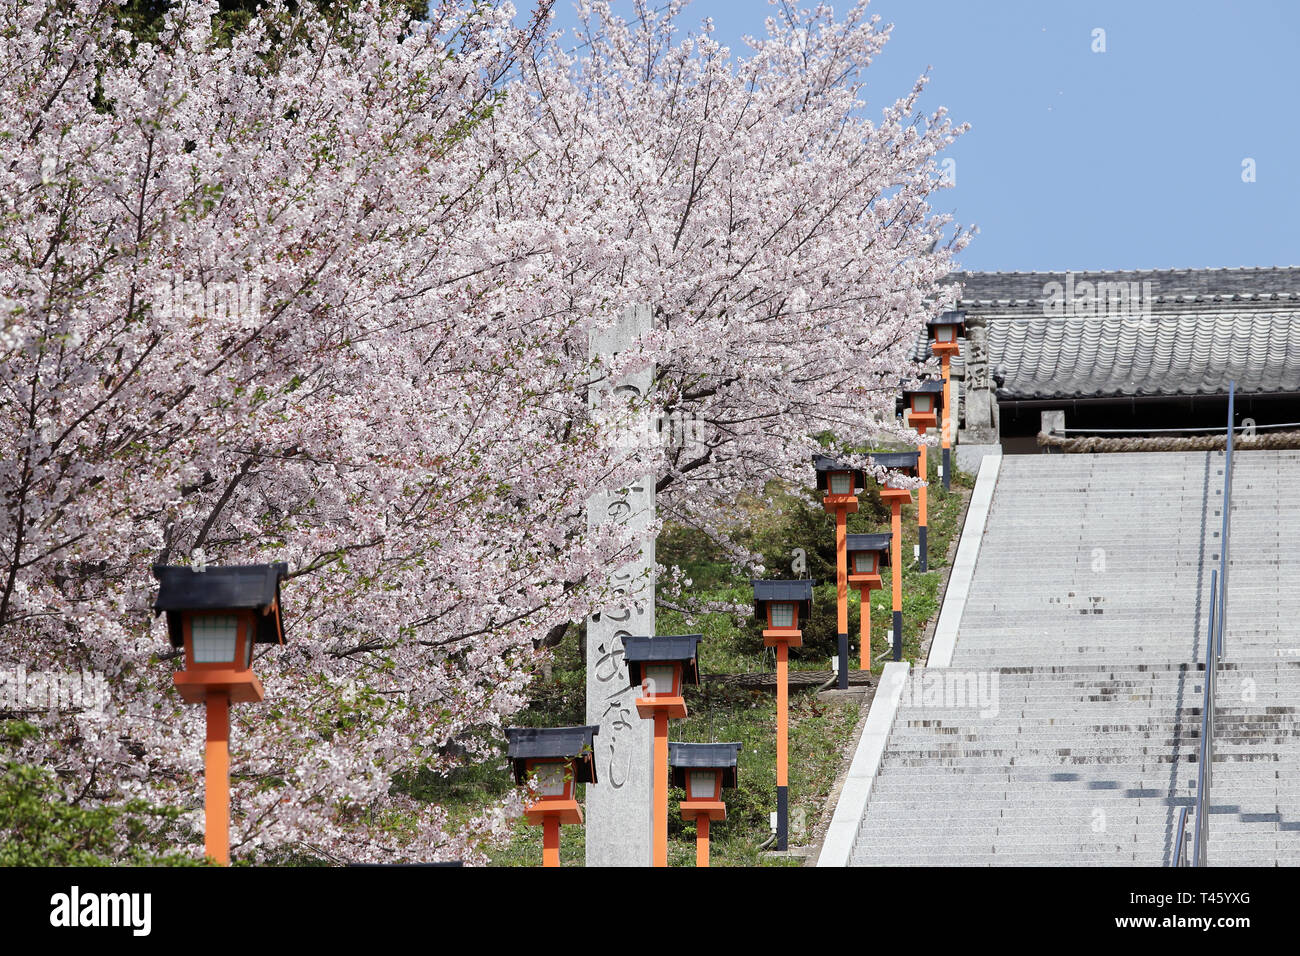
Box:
[492,311,969,865]
[148,311,966,867]
[148,565,738,868]
[505,578,815,865]
[505,632,730,866]
[817,309,967,686]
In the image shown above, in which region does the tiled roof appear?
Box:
[620,634,703,664]
[954,266,1300,305]
[986,309,1300,399]
[668,741,742,769]
[914,267,1300,400]
[869,451,921,474]
[751,579,814,603]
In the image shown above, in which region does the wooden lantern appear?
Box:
[900,381,944,432]
[813,453,864,515]
[869,451,921,491]
[621,635,702,867]
[847,533,891,588]
[505,725,599,866]
[153,563,287,704]
[621,634,702,721]
[847,532,891,670]
[151,562,289,865]
[750,580,813,852]
[670,741,739,816]
[752,580,813,648]
[670,741,741,867]
[868,452,920,661]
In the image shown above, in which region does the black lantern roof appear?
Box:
[751,579,814,620]
[869,451,921,479]
[504,725,600,785]
[621,635,703,688]
[846,533,893,566]
[928,309,967,331]
[812,454,866,493]
[902,379,945,398]
[152,563,288,648]
[669,741,741,790]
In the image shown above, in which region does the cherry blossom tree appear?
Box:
[0,0,646,864]
[0,0,967,863]
[487,0,970,557]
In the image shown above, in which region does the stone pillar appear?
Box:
[585,303,655,867]
[955,315,1001,472]
[957,321,997,442]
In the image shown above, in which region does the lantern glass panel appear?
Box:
[936,325,955,342]
[853,551,876,574]
[828,471,852,495]
[769,602,795,628]
[913,395,933,413]
[643,663,676,696]
[244,633,253,669]
[534,762,568,797]
[687,770,718,800]
[192,615,239,663]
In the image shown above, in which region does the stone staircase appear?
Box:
[850,451,1300,866]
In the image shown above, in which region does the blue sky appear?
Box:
[519,0,1300,273]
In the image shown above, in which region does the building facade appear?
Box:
[921,267,1300,460]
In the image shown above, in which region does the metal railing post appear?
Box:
[1218,381,1234,660]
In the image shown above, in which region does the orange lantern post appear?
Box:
[622,634,702,868]
[846,533,892,671]
[669,742,741,867]
[927,310,966,492]
[752,579,813,851]
[813,454,865,689]
[868,452,920,661]
[900,381,943,571]
[504,725,599,867]
[151,563,289,865]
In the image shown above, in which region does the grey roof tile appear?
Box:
[913,267,1300,399]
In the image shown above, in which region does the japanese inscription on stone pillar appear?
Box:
[585,303,654,867]
[959,317,999,444]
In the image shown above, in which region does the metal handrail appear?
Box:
[1172,805,1191,866]
[1185,381,1234,867]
